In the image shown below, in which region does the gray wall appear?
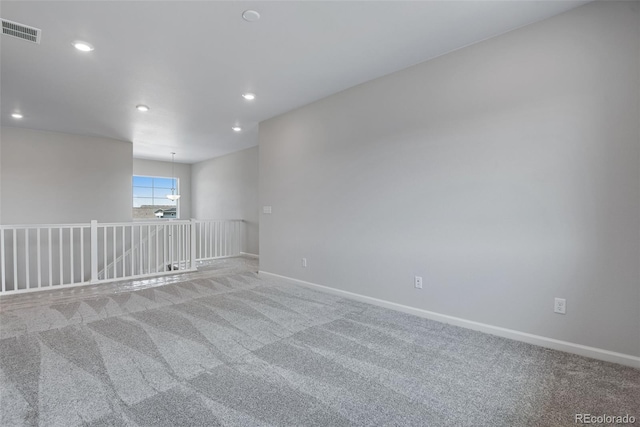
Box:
[0,131,3,224]
[192,146,259,255]
[259,1,639,357]
[1,127,133,224]
[133,158,192,220]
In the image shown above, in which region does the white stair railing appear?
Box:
[0,223,91,293]
[194,219,244,261]
[95,221,193,281]
[96,223,163,280]
[0,219,244,295]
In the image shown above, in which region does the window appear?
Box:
[133,175,179,219]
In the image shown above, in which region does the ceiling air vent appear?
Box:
[1,19,41,44]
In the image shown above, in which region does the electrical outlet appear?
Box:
[554,298,566,314]
[414,276,423,289]
[302,258,307,268]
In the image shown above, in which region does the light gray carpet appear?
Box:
[1,257,638,426]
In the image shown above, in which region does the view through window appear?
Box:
[133,176,179,219]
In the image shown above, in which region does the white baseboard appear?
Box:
[258,270,640,369]
[240,252,259,259]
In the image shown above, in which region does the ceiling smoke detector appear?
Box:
[1,19,41,44]
[242,10,261,22]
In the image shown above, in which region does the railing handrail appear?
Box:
[193,219,244,222]
[0,219,245,228]
[0,223,91,229]
[98,220,192,226]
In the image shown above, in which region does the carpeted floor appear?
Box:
[1,257,638,426]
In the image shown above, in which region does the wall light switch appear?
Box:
[262,206,272,214]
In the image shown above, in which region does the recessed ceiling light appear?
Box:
[136,104,150,112]
[242,93,255,101]
[72,41,94,52]
[11,113,23,119]
[232,126,242,132]
[242,10,261,22]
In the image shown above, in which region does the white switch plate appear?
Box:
[554,298,566,314]
[262,206,272,214]
[414,276,423,289]
[302,258,307,268]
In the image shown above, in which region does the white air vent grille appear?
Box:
[1,19,41,44]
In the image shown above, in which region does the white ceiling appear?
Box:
[1,0,589,164]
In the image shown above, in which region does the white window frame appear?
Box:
[132,174,181,220]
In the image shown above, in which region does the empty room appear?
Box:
[0,1,638,426]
